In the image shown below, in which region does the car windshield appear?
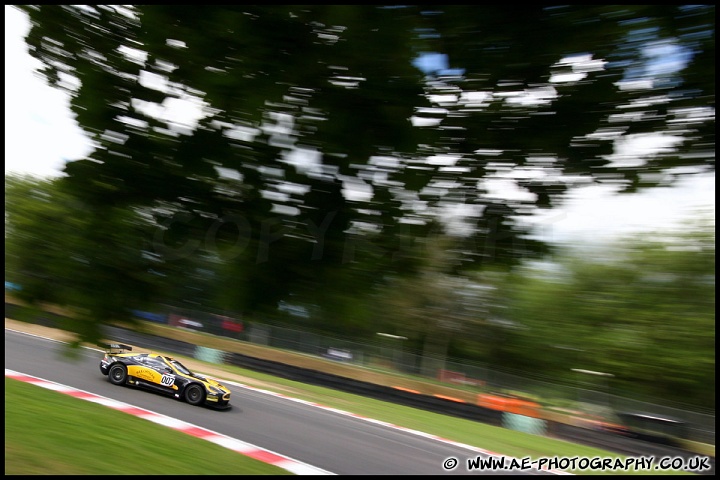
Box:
[167,358,192,375]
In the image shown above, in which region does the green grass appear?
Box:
[4,378,291,475]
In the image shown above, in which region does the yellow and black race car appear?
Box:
[99,343,231,409]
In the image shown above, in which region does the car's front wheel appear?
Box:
[184,384,205,406]
[108,364,128,386]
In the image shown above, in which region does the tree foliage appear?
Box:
[5,175,160,344]
[12,5,715,350]
[490,222,715,409]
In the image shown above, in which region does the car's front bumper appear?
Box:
[205,391,231,408]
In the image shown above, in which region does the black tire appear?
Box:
[108,364,128,386]
[184,384,205,406]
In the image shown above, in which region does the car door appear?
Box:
[125,355,174,391]
[148,356,179,392]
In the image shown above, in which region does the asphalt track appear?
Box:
[5,328,559,475]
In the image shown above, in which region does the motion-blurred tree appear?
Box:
[5,174,162,345]
[372,230,500,374]
[492,220,715,409]
[13,5,715,344]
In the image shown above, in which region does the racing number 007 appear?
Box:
[160,374,175,386]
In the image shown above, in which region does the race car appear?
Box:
[99,343,231,409]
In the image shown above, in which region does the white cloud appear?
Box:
[529,172,715,245]
[4,6,93,177]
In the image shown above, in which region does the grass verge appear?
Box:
[4,378,291,475]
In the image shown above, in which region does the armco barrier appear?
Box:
[222,350,505,426]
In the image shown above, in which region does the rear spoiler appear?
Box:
[103,343,133,353]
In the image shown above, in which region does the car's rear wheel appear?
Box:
[108,364,128,385]
[184,384,205,406]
